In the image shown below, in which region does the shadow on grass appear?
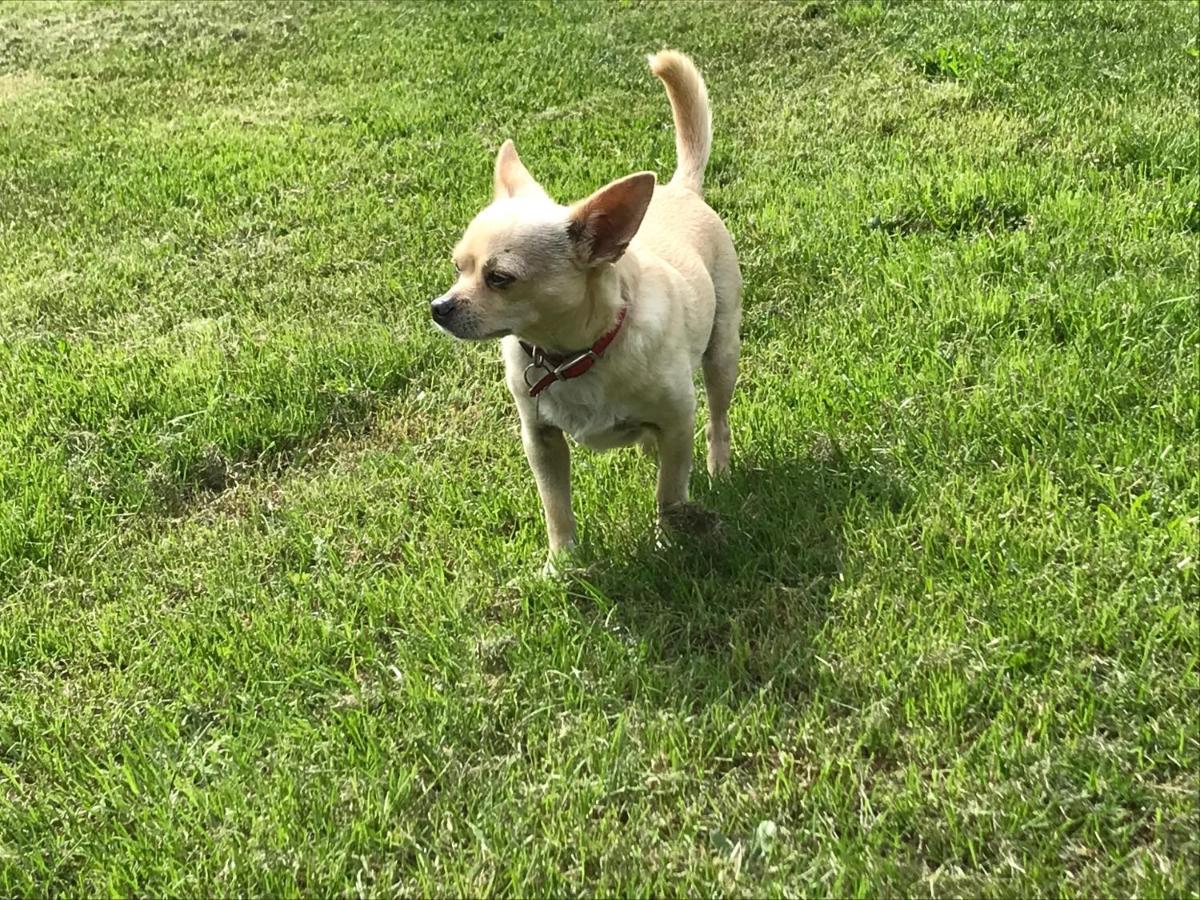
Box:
[571,447,908,703]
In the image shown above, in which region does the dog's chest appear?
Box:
[535,380,646,451]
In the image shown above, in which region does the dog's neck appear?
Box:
[524,256,634,353]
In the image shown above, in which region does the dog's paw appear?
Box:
[706,457,731,479]
[653,528,674,552]
[540,544,580,579]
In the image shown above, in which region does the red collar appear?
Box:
[519,306,628,397]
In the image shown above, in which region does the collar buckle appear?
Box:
[558,349,598,376]
[519,306,627,398]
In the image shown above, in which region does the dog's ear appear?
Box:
[567,172,656,265]
[494,139,548,200]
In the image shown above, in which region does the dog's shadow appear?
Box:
[570,446,909,703]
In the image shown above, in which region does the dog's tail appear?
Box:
[647,50,711,195]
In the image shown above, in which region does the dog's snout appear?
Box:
[431,294,457,324]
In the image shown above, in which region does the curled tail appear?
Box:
[647,50,711,195]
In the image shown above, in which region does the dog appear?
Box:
[432,50,741,567]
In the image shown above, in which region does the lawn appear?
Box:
[1,0,1197,894]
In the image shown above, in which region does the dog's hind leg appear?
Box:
[702,266,741,477]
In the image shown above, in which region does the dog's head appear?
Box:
[432,140,654,345]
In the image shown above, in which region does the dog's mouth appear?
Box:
[434,320,511,342]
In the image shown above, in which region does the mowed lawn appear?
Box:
[1,0,1197,894]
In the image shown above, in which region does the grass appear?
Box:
[1,0,1197,894]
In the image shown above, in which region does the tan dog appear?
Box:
[433,50,741,566]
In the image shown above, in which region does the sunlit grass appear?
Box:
[1,0,1196,894]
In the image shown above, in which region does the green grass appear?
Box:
[1,0,1197,894]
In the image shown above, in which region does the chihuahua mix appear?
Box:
[432,51,741,566]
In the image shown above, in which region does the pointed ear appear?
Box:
[567,172,656,265]
[494,139,547,200]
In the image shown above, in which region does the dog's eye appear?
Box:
[486,270,515,290]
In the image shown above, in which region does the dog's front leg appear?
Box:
[521,420,576,554]
[654,409,696,514]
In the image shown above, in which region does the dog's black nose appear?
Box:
[431,295,457,324]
